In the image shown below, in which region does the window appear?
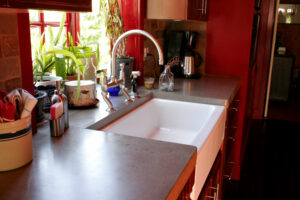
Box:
[79,0,111,72]
[29,0,111,75]
[29,11,78,56]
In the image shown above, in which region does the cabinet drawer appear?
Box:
[199,152,221,200]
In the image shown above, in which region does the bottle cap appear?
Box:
[132,71,141,78]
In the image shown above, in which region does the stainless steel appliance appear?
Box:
[183,51,201,78]
[182,31,201,78]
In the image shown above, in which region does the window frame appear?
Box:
[30,12,80,45]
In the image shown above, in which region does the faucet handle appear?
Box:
[120,63,126,70]
[119,63,126,80]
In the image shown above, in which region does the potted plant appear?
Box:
[32,33,63,86]
[34,89,47,123]
[56,32,97,81]
[33,14,66,86]
[32,15,66,110]
[101,0,134,88]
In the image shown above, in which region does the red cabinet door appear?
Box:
[187,0,208,21]
[0,0,6,7]
[7,0,91,11]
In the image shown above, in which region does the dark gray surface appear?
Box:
[0,126,196,200]
[151,75,241,107]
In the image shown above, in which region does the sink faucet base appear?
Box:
[101,29,164,111]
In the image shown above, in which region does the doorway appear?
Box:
[265,1,300,122]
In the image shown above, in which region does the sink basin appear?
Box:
[101,98,226,199]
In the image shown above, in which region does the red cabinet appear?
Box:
[199,151,222,200]
[5,0,91,11]
[280,0,300,3]
[0,0,6,7]
[146,0,208,21]
[223,97,241,181]
[187,0,208,21]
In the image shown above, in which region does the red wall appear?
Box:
[206,0,255,180]
[119,0,144,82]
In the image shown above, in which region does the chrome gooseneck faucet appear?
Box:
[101,29,164,112]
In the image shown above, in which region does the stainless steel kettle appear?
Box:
[183,51,202,78]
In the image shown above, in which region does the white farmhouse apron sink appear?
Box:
[101,98,226,199]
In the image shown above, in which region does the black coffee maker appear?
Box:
[165,31,184,77]
[165,31,201,78]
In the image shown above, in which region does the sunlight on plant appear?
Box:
[80,0,111,75]
[29,0,114,78]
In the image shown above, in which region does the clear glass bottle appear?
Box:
[83,57,97,83]
[159,65,174,92]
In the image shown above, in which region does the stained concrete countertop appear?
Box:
[152,75,241,107]
[0,75,240,200]
[0,126,197,200]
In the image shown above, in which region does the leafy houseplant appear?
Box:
[33,14,66,82]
[54,32,97,81]
[32,13,91,102]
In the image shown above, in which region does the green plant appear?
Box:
[32,14,66,81]
[43,49,81,101]
[100,0,127,58]
[63,33,96,75]
[50,32,98,80]
[32,33,55,81]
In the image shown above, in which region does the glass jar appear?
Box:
[159,65,174,92]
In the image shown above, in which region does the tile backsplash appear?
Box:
[0,13,22,92]
[144,19,207,76]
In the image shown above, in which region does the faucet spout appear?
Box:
[101,29,164,112]
[111,29,164,77]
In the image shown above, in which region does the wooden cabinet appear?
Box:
[146,0,208,21]
[187,0,208,21]
[198,93,241,200]
[0,0,6,7]
[223,97,240,181]
[199,152,222,200]
[178,170,195,200]
[4,0,91,11]
[280,0,300,3]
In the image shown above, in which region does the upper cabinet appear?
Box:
[0,0,6,7]
[4,0,92,12]
[146,0,208,21]
[187,0,208,21]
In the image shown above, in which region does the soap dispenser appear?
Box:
[49,81,69,137]
[131,71,141,99]
[53,81,69,129]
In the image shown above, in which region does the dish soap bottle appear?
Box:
[51,81,69,129]
[131,71,141,99]
[159,65,174,92]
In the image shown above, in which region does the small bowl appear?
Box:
[107,86,121,96]
[144,77,155,89]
